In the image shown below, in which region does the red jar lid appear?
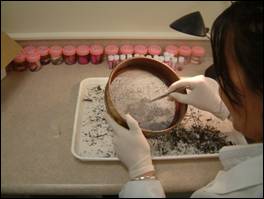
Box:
[105,45,119,55]
[148,45,162,55]
[179,45,192,57]
[63,45,76,56]
[90,45,104,55]
[50,46,63,57]
[192,46,205,57]
[134,45,147,55]
[165,45,178,56]
[76,45,90,56]
[37,46,49,56]
[23,46,37,55]
[120,44,134,54]
[26,52,40,63]
[14,52,26,63]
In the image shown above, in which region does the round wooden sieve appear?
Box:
[105,57,187,137]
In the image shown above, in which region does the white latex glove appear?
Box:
[168,75,229,120]
[105,113,154,178]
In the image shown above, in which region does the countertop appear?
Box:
[1,58,225,196]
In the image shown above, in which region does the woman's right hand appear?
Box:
[168,75,229,120]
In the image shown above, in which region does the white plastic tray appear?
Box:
[71,77,247,161]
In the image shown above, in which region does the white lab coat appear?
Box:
[119,143,263,198]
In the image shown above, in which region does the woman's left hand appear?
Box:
[105,113,154,178]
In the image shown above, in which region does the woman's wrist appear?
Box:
[131,171,156,181]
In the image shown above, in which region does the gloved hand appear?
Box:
[105,113,154,179]
[168,75,229,120]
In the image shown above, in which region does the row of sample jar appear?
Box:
[104,44,206,71]
[11,44,205,72]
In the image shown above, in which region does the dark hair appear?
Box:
[211,1,263,106]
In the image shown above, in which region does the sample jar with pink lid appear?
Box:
[148,45,162,57]
[23,46,37,55]
[165,45,178,57]
[179,45,192,65]
[37,46,50,65]
[90,45,104,64]
[191,46,205,64]
[134,45,148,56]
[76,45,90,65]
[105,45,119,68]
[13,52,27,71]
[120,44,134,59]
[26,52,41,72]
[50,46,64,65]
[107,55,114,69]
[63,45,76,65]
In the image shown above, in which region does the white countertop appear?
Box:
[1,58,226,196]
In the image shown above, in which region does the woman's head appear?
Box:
[211,1,263,142]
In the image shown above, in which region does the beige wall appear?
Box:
[1,1,230,40]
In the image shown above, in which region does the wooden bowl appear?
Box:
[105,57,187,137]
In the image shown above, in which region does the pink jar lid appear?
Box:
[37,46,49,56]
[179,45,192,57]
[50,46,63,57]
[63,45,76,56]
[23,46,37,55]
[90,45,104,55]
[165,45,178,56]
[192,46,205,57]
[134,45,148,55]
[105,45,119,55]
[26,52,40,63]
[120,44,134,54]
[14,52,26,63]
[76,45,90,56]
[148,45,162,55]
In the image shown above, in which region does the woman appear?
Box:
[105,1,263,198]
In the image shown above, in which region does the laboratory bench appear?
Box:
[1,40,223,197]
